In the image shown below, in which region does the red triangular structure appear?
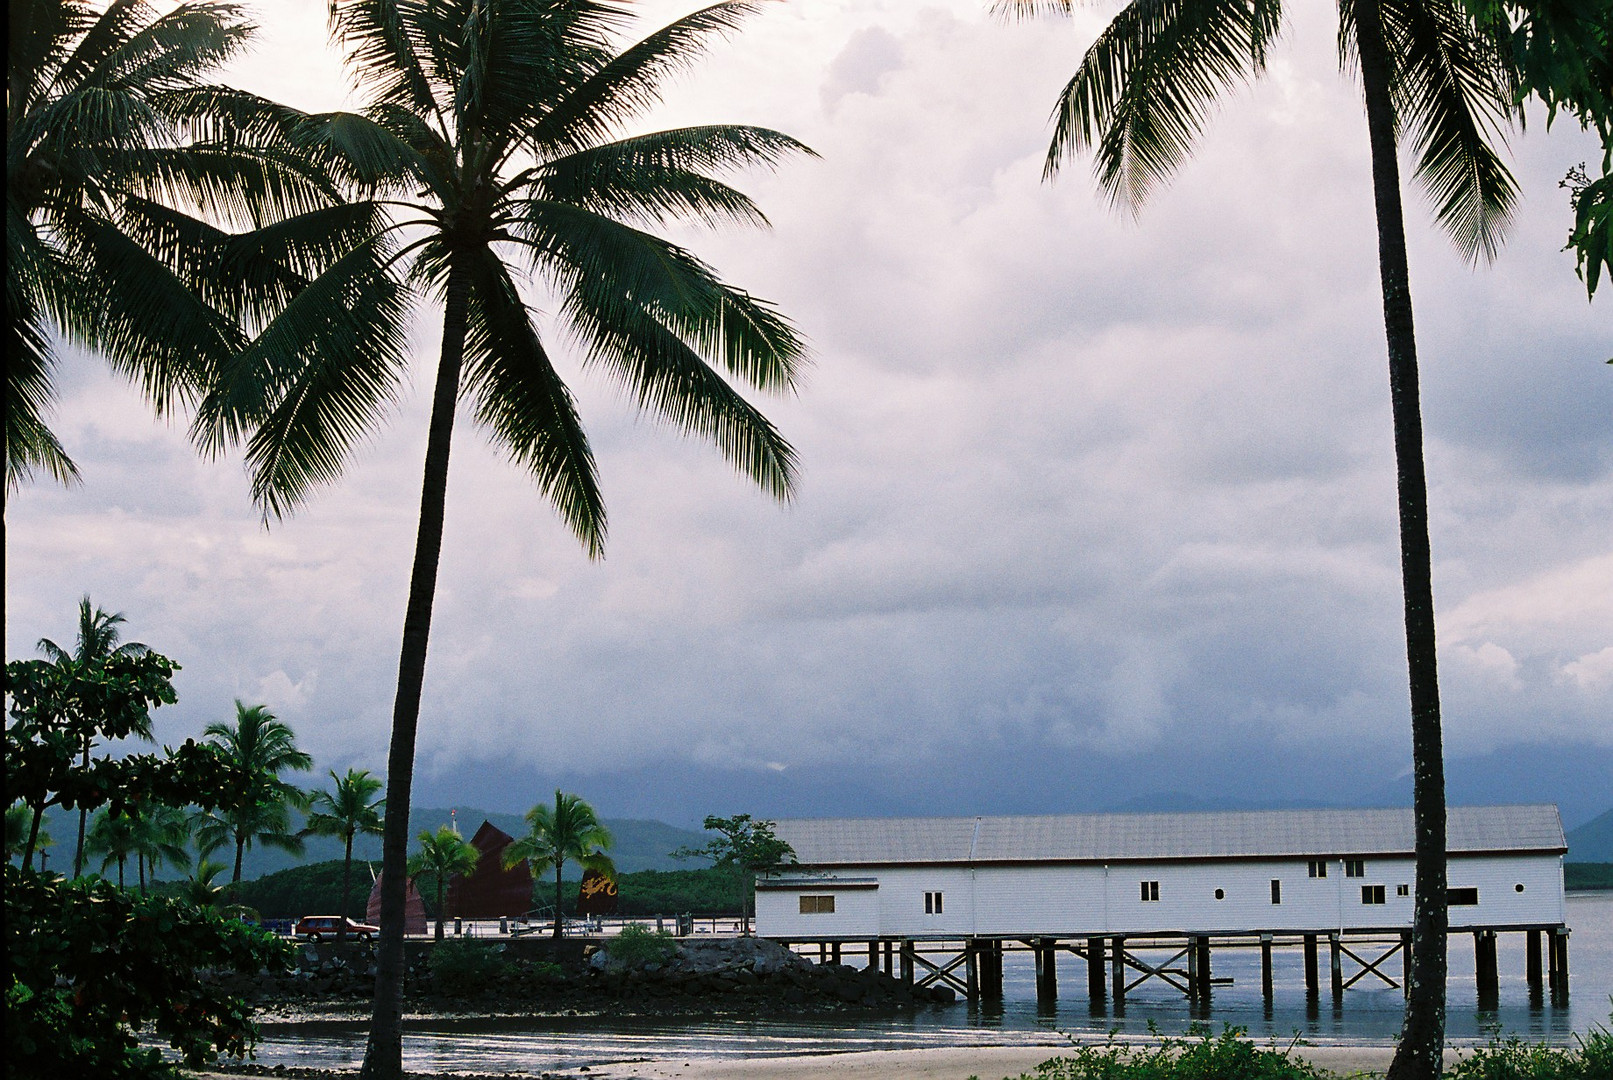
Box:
[446,820,533,918]
[366,870,428,936]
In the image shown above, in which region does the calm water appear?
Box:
[252,892,1612,1073]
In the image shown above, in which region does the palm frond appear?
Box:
[531,125,813,228]
[534,1,767,154]
[459,245,606,556]
[329,0,446,133]
[1049,0,1283,211]
[209,239,412,518]
[1378,0,1519,262]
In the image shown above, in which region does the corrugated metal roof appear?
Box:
[773,805,1565,866]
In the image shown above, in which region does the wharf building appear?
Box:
[754,805,1570,1006]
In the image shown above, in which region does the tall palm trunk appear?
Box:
[138,852,147,893]
[75,739,90,877]
[339,832,354,941]
[118,855,126,889]
[1354,3,1448,1077]
[233,833,246,883]
[363,259,472,1080]
[554,861,564,939]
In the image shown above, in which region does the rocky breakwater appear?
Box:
[587,935,956,1010]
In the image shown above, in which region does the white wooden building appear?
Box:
[756,805,1567,941]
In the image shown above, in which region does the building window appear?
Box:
[1270,879,1282,905]
[1214,888,1225,901]
[1362,885,1386,905]
[1345,859,1365,878]
[1397,884,1410,897]
[1449,887,1479,906]
[799,895,835,915]
[924,891,944,914]
[1140,880,1160,902]
[1308,859,1328,878]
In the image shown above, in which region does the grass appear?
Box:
[989,1025,1331,1080]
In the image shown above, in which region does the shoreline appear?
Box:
[187,1038,1476,1080]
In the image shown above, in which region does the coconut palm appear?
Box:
[407,825,478,943]
[194,701,312,882]
[37,595,149,878]
[84,808,138,887]
[189,6,809,1075]
[504,790,615,940]
[5,804,53,867]
[1002,1,1517,1074]
[301,768,386,938]
[6,0,345,490]
[131,803,193,890]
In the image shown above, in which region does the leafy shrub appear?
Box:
[4,865,290,1080]
[428,940,509,994]
[1450,1012,1613,1080]
[607,923,678,969]
[1005,1026,1328,1080]
[528,959,566,982]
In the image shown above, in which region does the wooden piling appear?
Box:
[1035,938,1058,1002]
[1329,933,1343,997]
[1402,930,1413,997]
[830,941,841,964]
[965,940,980,999]
[1303,934,1319,995]
[1260,934,1274,1000]
[1475,930,1499,1004]
[1526,929,1543,992]
[1549,928,1569,997]
[1195,936,1211,999]
[900,940,914,987]
[1111,935,1126,1005]
[867,940,879,971]
[1087,936,1106,1003]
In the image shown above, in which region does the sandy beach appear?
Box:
[190,1041,1467,1079]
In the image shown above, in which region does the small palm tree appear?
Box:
[5,804,53,868]
[181,857,229,908]
[407,825,478,943]
[504,791,614,940]
[1001,2,1517,1075]
[196,701,312,882]
[301,769,386,939]
[131,804,193,891]
[6,0,342,489]
[84,809,138,887]
[37,595,149,878]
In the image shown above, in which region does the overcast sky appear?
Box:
[7,0,1610,829]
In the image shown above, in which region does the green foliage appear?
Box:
[1449,1013,1613,1079]
[612,866,745,916]
[4,864,290,1079]
[221,858,372,919]
[4,654,250,866]
[672,814,794,930]
[192,701,313,882]
[1003,1026,1328,1080]
[1564,862,1613,889]
[507,791,615,936]
[427,939,510,994]
[606,923,678,969]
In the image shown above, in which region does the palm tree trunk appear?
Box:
[1354,4,1448,1078]
[435,881,446,942]
[362,259,473,1080]
[74,739,90,878]
[24,805,44,869]
[339,833,354,941]
[138,852,147,893]
[234,835,246,884]
[554,861,564,939]
[118,855,126,889]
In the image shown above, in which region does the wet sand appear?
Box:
[189,1041,1463,1079]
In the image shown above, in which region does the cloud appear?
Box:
[4,1,1608,815]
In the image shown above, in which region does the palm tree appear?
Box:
[131,804,193,891]
[1001,1,1517,1075]
[6,0,343,490]
[504,790,615,939]
[407,825,478,943]
[84,808,137,887]
[195,701,312,882]
[301,768,386,939]
[37,595,149,878]
[191,6,810,1075]
[5,804,53,868]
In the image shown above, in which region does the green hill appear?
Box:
[1566,808,1613,862]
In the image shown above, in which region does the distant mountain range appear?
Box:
[1567,809,1613,862]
